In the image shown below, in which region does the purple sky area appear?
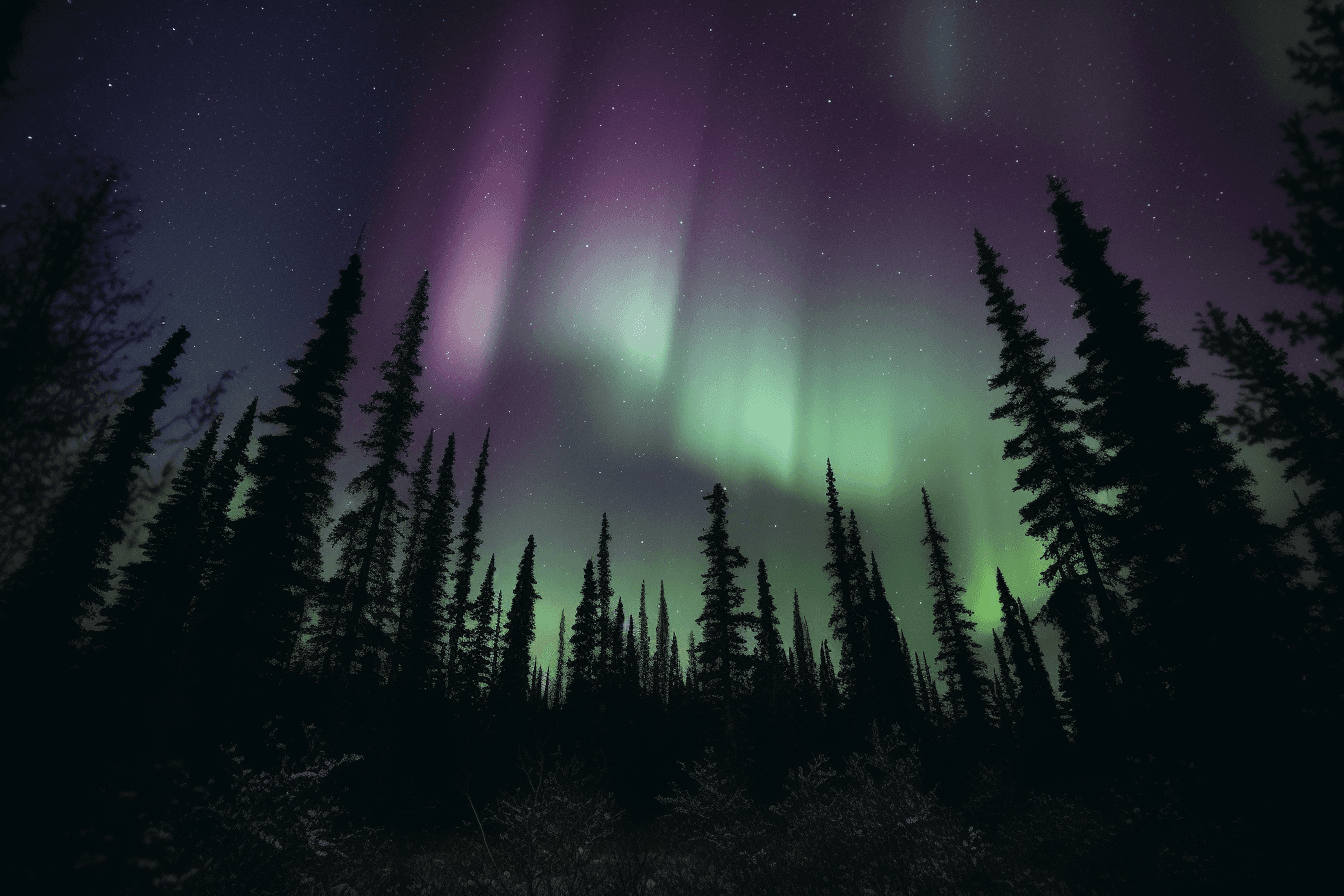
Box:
[1,0,1320,671]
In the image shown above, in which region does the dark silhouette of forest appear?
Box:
[2,2,1342,894]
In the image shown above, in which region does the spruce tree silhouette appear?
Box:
[2,325,189,684]
[653,583,671,705]
[791,590,820,720]
[197,396,257,570]
[394,431,457,693]
[1048,176,1295,755]
[752,559,786,702]
[553,610,566,708]
[198,252,363,696]
[497,535,540,709]
[459,553,498,705]
[102,413,222,687]
[869,552,923,735]
[390,431,436,681]
[595,513,615,679]
[919,487,991,739]
[446,430,490,695]
[694,483,754,751]
[821,461,862,707]
[319,270,430,682]
[568,557,601,709]
[974,229,1133,702]
[994,568,1065,762]
[638,582,651,692]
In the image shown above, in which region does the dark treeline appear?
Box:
[3,4,1343,894]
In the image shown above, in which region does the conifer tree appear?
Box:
[1049,177,1294,741]
[396,433,457,692]
[822,461,860,699]
[685,631,699,697]
[458,554,497,702]
[612,596,627,686]
[102,413,222,679]
[498,536,540,708]
[447,430,490,688]
[195,397,258,585]
[991,630,1017,719]
[995,570,1065,756]
[974,229,1131,680]
[753,559,786,696]
[568,559,600,704]
[391,432,436,665]
[694,483,754,742]
[2,325,190,680]
[638,582,650,693]
[596,513,614,672]
[201,253,363,683]
[554,611,566,708]
[792,591,820,718]
[653,584,671,705]
[867,551,922,733]
[317,271,430,681]
[669,632,683,704]
[818,639,841,719]
[920,487,991,735]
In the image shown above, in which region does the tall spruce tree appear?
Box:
[869,552,922,733]
[458,554,498,702]
[196,397,258,578]
[822,461,860,701]
[792,591,820,718]
[595,513,614,674]
[653,583,671,705]
[568,558,601,705]
[974,229,1132,690]
[102,413,222,681]
[753,559,786,700]
[554,611,566,708]
[318,271,430,680]
[2,325,190,681]
[396,432,457,692]
[1049,177,1295,746]
[638,582,650,693]
[995,569,1064,756]
[497,536,540,708]
[446,430,490,690]
[920,487,991,736]
[200,253,363,685]
[694,483,754,744]
[391,432,436,671]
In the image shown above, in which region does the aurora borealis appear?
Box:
[1,0,1316,671]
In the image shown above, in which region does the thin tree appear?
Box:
[200,252,363,685]
[318,271,430,681]
[974,229,1131,685]
[397,433,457,692]
[102,413,222,682]
[920,487,991,736]
[497,535,540,707]
[693,483,754,745]
[446,430,490,690]
[653,583,671,705]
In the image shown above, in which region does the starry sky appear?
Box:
[1,0,1320,672]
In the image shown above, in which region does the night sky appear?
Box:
[1,0,1320,672]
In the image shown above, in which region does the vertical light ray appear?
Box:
[431,8,560,385]
[676,293,801,483]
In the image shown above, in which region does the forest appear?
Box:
[2,3,1342,896]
